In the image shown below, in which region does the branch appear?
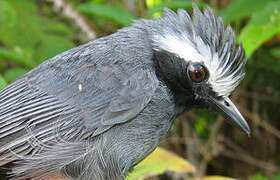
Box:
[48,0,96,41]
[239,106,280,140]
[221,149,278,173]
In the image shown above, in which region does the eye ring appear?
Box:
[187,63,208,83]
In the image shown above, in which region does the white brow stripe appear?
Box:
[154,33,243,97]
[155,35,205,63]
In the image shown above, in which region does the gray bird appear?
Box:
[0,5,250,180]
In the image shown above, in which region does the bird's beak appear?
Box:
[208,96,251,136]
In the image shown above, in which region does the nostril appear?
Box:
[224,100,230,107]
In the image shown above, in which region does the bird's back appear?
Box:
[0,25,177,179]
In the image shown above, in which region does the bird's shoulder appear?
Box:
[1,60,159,137]
[0,59,160,166]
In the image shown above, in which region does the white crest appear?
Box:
[148,6,246,97]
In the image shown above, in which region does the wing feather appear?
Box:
[0,63,158,169]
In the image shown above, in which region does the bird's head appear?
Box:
[139,5,250,135]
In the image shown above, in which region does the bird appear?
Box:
[0,5,250,180]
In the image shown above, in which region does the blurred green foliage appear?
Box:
[146,1,203,16]
[250,173,280,180]
[236,1,280,57]
[78,3,136,26]
[0,0,279,179]
[0,74,7,90]
[0,0,75,82]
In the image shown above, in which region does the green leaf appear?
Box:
[4,67,29,82]
[145,0,165,17]
[0,48,36,68]
[0,0,75,64]
[91,0,106,4]
[145,0,164,8]
[0,1,16,25]
[238,1,280,58]
[0,74,7,90]
[127,147,195,180]
[193,176,237,180]
[270,48,280,58]
[78,3,136,26]
[147,1,205,16]
[272,173,280,180]
[218,0,272,23]
[195,118,207,135]
[249,173,269,180]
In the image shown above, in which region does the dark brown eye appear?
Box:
[188,64,207,83]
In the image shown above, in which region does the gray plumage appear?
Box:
[0,5,249,180]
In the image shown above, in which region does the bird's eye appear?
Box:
[188,63,207,83]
